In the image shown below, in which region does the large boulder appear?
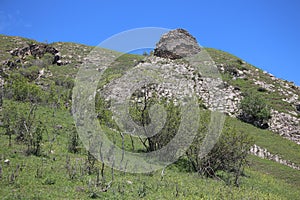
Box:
[154,28,201,59]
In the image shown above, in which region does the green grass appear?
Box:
[0,100,300,199]
[248,155,300,188]
[0,142,298,199]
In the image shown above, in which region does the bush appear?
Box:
[130,99,253,185]
[127,94,253,186]
[54,76,74,89]
[45,83,72,110]
[5,74,43,103]
[2,102,46,156]
[97,84,254,186]
[186,114,254,186]
[239,91,271,128]
[41,53,55,66]
[19,65,40,81]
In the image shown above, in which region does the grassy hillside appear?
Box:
[0,100,300,199]
[0,35,300,199]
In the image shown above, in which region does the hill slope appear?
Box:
[0,33,299,199]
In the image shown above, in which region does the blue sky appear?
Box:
[1,0,299,85]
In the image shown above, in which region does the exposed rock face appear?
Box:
[154,29,201,59]
[102,55,241,116]
[8,43,64,65]
[269,110,300,144]
[10,43,59,60]
[194,77,241,116]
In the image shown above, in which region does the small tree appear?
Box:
[68,126,80,153]
[239,91,271,128]
[147,101,180,152]
[128,91,177,153]
[28,121,44,156]
[2,102,18,146]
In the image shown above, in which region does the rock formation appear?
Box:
[10,43,60,64]
[103,28,300,146]
[102,29,241,117]
[3,43,72,68]
[154,28,201,59]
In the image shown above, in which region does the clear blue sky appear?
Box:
[1,0,299,85]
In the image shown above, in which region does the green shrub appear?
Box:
[239,91,271,128]
[19,65,40,81]
[45,83,71,110]
[2,102,45,156]
[128,96,178,153]
[186,115,254,186]
[147,101,180,152]
[5,73,43,102]
[54,76,74,89]
[41,53,55,66]
[68,126,80,153]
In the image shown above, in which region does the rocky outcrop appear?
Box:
[10,43,59,62]
[269,110,300,144]
[6,43,70,66]
[250,144,300,170]
[154,29,201,59]
[102,55,241,116]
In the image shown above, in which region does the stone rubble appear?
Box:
[102,55,242,116]
[253,80,276,92]
[250,144,300,170]
[269,110,300,144]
